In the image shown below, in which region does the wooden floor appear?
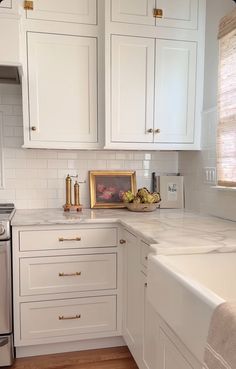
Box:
[9,347,138,369]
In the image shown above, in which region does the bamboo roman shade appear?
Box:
[217,9,236,187]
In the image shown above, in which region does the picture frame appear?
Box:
[89,170,137,209]
[159,176,184,209]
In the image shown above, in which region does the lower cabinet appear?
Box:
[159,329,194,369]
[21,296,117,341]
[13,224,121,348]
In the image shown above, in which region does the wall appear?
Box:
[0,84,178,209]
[179,0,236,221]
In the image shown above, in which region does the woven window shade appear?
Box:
[217,10,236,187]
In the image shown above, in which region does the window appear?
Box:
[217,10,236,187]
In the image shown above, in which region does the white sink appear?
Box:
[147,253,234,363]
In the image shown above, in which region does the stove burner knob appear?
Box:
[0,225,5,235]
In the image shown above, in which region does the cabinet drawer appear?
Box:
[20,254,117,296]
[19,228,117,251]
[20,296,116,340]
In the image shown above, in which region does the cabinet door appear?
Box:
[111,35,155,143]
[142,276,160,369]
[26,0,97,25]
[159,329,193,369]
[123,230,143,365]
[154,39,196,144]
[27,32,98,144]
[156,0,198,30]
[111,0,155,26]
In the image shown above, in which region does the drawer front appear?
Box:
[20,254,117,296]
[140,241,150,269]
[19,228,117,251]
[20,296,117,340]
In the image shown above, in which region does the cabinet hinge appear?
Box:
[153,8,163,18]
[24,1,33,10]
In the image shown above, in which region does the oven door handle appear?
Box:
[0,337,8,347]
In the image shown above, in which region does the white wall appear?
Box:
[179,0,236,221]
[0,84,178,209]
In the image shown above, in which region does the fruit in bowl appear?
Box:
[122,188,161,212]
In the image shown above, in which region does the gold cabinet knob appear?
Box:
[119,239,126,244]
[153,8,163,18]
[31,126,37,131]
[147,128,154,133]
[155,129,161,134]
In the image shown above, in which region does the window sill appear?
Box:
[211,186,236,192]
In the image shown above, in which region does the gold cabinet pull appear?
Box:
[155,128,161,134]
[24,1,33,10]
[145,256,148,261]
[59,272,81,277]
[145,282,148,288]
[153,8,163,18]
[31,126,37,131]
[147,128,154,133]
[58,237,81,242]
[119,239,126,245]
[59,314,81,321]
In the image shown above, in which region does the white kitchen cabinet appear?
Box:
[13,224,122,351]
[122,230,143,364]
[159,329,194,369]
[109,35,197,146]
[25,31,98,147]
[110,0,199,30]
[111,35,155,143]
[154,39,197,143]
[25,0,97,25]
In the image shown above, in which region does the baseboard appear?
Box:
[15,336,125,358]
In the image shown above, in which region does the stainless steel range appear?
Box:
[0,204,15,367]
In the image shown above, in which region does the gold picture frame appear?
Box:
[89,170,137,209]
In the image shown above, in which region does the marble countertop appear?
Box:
[11,208,236,254]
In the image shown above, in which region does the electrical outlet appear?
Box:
[203,167,216,184]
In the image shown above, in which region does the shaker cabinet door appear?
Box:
[25,0,97,25]
[111,0,155,26]
[27,32,98,144]
[154,39,196,144]
[156,0,199,30]
[110,35,155,143]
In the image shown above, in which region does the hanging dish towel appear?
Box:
[203,302,236,369]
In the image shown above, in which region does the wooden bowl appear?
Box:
[125,202,160,212]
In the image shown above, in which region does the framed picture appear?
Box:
[159,176,184,209]
[89,170,137,209]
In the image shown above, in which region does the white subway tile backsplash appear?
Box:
[0,85,179,209]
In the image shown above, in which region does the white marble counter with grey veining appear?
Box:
[11,208,236,254]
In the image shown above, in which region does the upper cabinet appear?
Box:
[20,0,101,149]
[105,0,206,150]
[25,0,97,25]
[25,32,98,148]
[111,0,199,30]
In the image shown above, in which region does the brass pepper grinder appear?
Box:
[74,181,80,206]
[64,174,72,211]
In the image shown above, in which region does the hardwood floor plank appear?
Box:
[9,347,138,369]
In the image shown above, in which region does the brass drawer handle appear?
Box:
[59,314,81,321]
[58,237,81,242]
[31,126,37,131]
[147,128,153,133]
[155,128,161,134]
[119,239,126,244]
[153,8,163,18]
[59,272,81,277]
